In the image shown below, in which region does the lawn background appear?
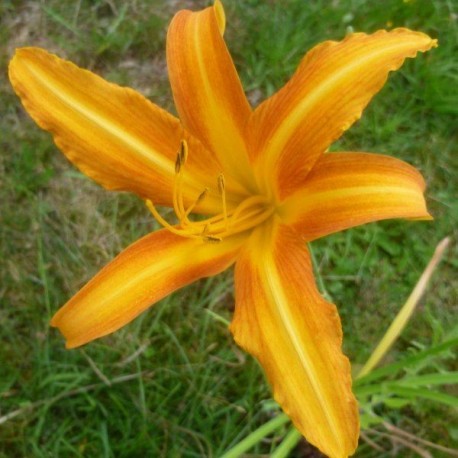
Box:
[1,0,457,456]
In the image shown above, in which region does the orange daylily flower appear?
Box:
[9,1,436,457]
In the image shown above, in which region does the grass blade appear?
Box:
[355,337,458,385]
[387,386,458,408]
[220,414,290,458]
[271,427,302,458]
[357,237,450,379]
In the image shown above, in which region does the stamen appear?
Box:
[179,139,188,163]
[145,199,200,239]
[217,173,225,193]
[226,206,275,235]
[182,187,209,222]
[147,141,274,243]
[173,140,188,220]
[229,195,271,227]
[175,139,188,174]
[174,155,181,174]
[203,235,222,243]
[217,173,228,229]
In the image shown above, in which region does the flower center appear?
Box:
[146,140,274,242]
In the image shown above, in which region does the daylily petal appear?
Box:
[231,221,359,458]
[52,229,245,348]
[249,29,437,199]
[280,152,431,241]
[167,2,256,192]
[9,47,235,213]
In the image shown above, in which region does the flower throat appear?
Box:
[146,140,274,242]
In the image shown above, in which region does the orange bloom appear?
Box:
[9,2,436,457]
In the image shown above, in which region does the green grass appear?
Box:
[1,0,457,456]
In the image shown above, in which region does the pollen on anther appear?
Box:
[197,188,209,203]
[175,139,188,174]
[175,155,181,174]
[203,235,222,243]
[217,173,225,194]
[217,173,228,229]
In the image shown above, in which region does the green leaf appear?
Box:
[354,337,458,386]
[382,397,411,409]
[220,414,290,458]
[395,372,458,387]
[360,412,384,430]
[271,428,302,458]
[387,386,458,408]
[355,372,458,400]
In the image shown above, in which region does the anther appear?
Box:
[175,155,182,174]
[217,173,225,194]
[179,139,188,164]
[217,173,228,229]
[203,235,222,243]
[175,139,188,174]
[196,187,209,203]
[182,187,209,222]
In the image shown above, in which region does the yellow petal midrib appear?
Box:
[281,184,423,221]
[263,39,429,165]
[191,13,255,192]
[53,244,184,330]
[26,62,176,177]
[260,243,342,448]
[53,234,243,333]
